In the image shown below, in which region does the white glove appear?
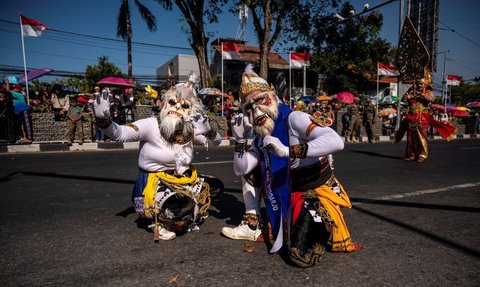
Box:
[93,89,111,119]
[263,135,289,158]
[189,112,211,135]
[231,113,252,140]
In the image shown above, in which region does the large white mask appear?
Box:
[159,85,202,144]
[242,91,279,137]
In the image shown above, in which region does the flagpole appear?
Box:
[289,52,292,108]
[221,42,224,118]
[19,14,30,105]
[376,62,379,116]
[303,64,306,98]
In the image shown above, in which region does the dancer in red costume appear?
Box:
[395,70,456,163]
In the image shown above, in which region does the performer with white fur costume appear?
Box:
[221,65,361,267]
[94,74,222,241]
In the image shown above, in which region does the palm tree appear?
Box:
[117,0,157,79]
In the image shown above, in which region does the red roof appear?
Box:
[213,44,288,66]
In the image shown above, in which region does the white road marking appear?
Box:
[353,182,480,206]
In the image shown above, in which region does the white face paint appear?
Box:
[242,91,279,137]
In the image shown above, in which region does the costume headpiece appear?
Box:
[240,64,271,102]
[419,67,432,86]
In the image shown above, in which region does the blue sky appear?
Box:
[0,0,479,87]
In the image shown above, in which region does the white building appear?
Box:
[156,54,199,86]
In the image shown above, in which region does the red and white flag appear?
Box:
[20,14,48,37]
[222,42,240,60]
[377,62,399,76]
[446,74,462,86]
[290,52,310,68]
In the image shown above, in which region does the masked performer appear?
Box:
[221,65,361,267]
[395,69,456,163]
[94,74,222,241]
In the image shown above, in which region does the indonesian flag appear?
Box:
[20,14,48,37]
[377,62,399,76]
[222,42,240,60]
[446,74,462,86]
[290,52,310,68]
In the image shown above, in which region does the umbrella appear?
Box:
[379,95,400,104]
[98,76,135,88]
[466,101,480,109]
[456,106,470,111]
[336,91,355,104]
[378,108,397,117]
[19,68,53,83]
[317,95,332,101]
[430,103,445,110]
[451,109,469,117]
[299,95,319,104]
[198,87,222,96]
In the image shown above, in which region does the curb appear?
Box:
[0,135,478,154]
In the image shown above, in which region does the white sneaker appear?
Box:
[158,226,176,241]
[221,223,262,241]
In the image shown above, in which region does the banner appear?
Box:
[290,52,310,68]
[378,62,399,76]
[20,14,48,37]
[446,74,462,86]
[222,42,240,60]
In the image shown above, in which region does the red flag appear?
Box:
[20,14,48,37]
[377,62,399,76]
[290,53,310,68]
[222,42,240,60]
[446,75,462,86]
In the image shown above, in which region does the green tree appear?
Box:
[450,82,480,106]
[117,0,157,79]
[306,2,394,94]
[85,56,123,91]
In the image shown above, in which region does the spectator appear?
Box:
[346,97,362,142]
[362,97,376,143]
[50,84,69,121]
[341,108,350,139]
[11,84,32,144]
[66,95,85,145]
[0,89,16,143]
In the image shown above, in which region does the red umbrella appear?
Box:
[451,109,469,117]
[430,103,445,111]
[98,77,135,88]
[336,91,355,104]
[466,101,480,109]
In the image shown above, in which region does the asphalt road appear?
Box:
[0,139,479,287]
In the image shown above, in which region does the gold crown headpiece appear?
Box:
[240,64,271,101]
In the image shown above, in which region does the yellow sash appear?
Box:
[314,180,357,252]
[142,167,199,217]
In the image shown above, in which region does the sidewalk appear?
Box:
[0,134,477,153]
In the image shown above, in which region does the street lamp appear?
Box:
[438,50,450,108]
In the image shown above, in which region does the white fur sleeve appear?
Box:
[289,111,344,157]
[102,118,155,143]
[233,146,260,176]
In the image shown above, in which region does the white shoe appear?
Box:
[158,226,176,241]
[221,223,262,241]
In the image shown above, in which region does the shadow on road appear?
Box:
[0,171,135,184]
[349,149,402,160]
[353,205,480,259]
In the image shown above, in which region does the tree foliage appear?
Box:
[117,0,157,79]
[450,82,480,105]
[85,56,124,91]
[298,1,394,94]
